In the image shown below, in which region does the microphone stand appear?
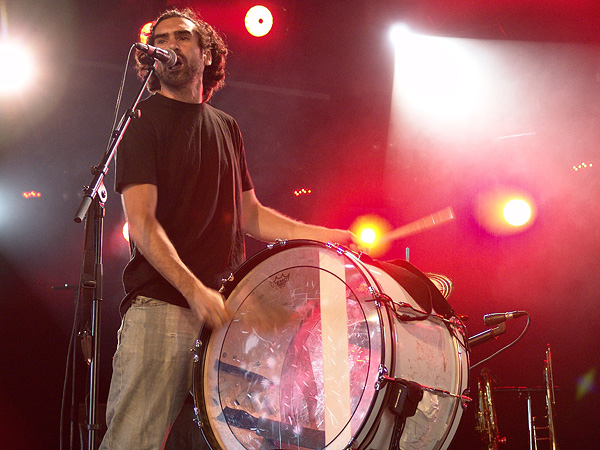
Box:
[72,61,156,450]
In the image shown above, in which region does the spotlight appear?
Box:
[22,191,41,199]
[245,5,273,37]
[503,199,532,227]
[139,22,153,45]
[350,215,391,256]
[388,24,411,47]
[389,25,484,120]
[476,188,536,235]
[0,40,35,95]
[359,227,378,246]
[293,188,312,197]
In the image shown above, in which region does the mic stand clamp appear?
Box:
[72,61,156,450]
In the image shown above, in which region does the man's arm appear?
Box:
[242,189,356,245]
[122,183,231,328]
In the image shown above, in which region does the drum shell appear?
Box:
[193,241,468,450]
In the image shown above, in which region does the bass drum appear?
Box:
[193,240,469,450]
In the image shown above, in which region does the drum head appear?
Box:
[194,242,384,450]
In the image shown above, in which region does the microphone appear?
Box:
[134,43,178,68]
[483,310,527,326]
[468,322,507,348]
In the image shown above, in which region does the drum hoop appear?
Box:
[219,240,324,297]
[192,323,222,450]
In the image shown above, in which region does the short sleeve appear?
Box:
[115,104,159,194]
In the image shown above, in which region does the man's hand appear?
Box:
[187,282,232,329]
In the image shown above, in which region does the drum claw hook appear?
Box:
[375,364,389,391]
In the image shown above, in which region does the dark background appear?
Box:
[1,1,599,449]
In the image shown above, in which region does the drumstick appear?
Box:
[377,206,455,245]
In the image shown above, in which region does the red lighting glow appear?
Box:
[245,5,273,37]
[22,191,41,199]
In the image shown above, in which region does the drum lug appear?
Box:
[461,388,471,410]
[192,339,202,362]
[267,239,288,249]
[220,273,234,291]
[375,364,389,391]
[368,286,382,307]
[193,407,203,428]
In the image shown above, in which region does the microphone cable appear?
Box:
[470,312,531,371]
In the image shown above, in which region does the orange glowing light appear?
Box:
[22,191,41,198]
[293,188,312,197]
[359,227,378,246]
[245,5,273,37]
[122,222,130,243]
[350,215,392,256]
[139,22,153,44]
[503,199,532,226]
[476,187,536,235]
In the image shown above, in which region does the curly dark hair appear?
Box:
[135,7,228,102]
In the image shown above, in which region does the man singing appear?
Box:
[100,7,356,450]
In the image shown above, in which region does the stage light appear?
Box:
[245,5,273,37]
[0,40,35,95]
[122,222,129,243]
[350,215,391,256]
[22,191,41,199]
[390,26,484,120]
[388,24,411,47]
[503,199,532,227]
[476,188,536,235]
[573,162,593,172]
[293,188,312,197]
[139,22,153,44]
[359,227,378,246]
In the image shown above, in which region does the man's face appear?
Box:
[152,17,207,90]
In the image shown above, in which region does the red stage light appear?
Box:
[22,191,41,199]
[245,5,273,37]
[139,22,153,44]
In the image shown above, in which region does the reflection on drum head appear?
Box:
[195,242,468,450]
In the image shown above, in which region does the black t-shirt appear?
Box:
[115,93,253,314]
